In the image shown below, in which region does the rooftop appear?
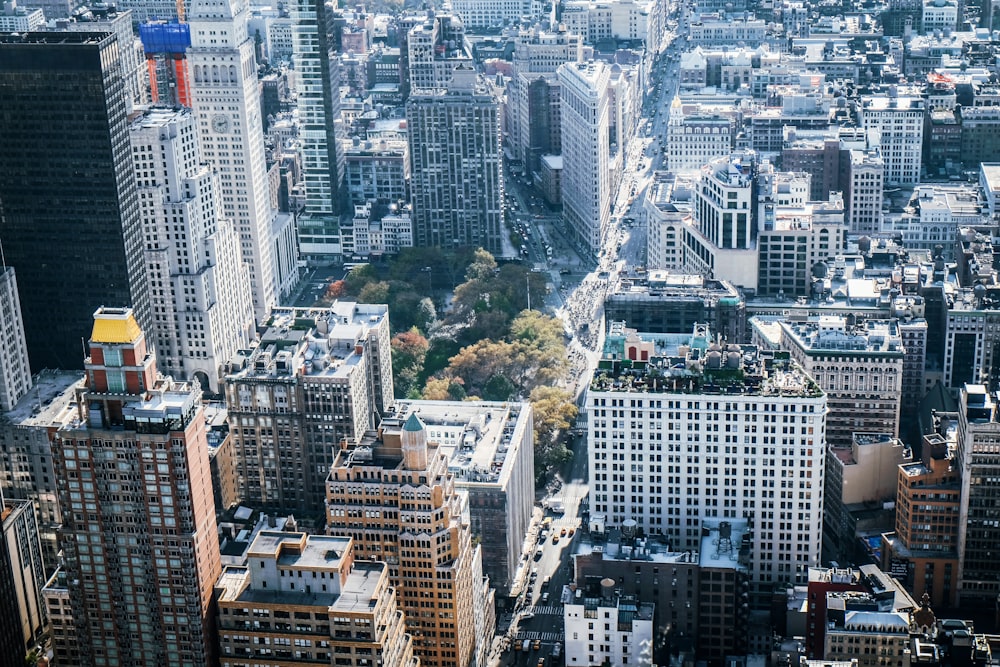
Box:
[591,324,823,398]
[779,317,903,355]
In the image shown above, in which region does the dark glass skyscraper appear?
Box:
[0,32,150,371]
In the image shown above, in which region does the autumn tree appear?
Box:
[391,328,430,398]
[529,386,577,468]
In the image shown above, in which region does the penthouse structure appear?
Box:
[604,271,745,342]
[51,307,221,666]
[326,413,495,667]
[223,303,393,515]
[380,400,535,596]
[587,324,826,597]
[216,532,418,667]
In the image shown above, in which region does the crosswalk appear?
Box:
[515,630,564,642]
[526,605,563,616]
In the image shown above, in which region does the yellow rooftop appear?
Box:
[90,307,142,344]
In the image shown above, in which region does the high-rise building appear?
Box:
[406,13,471,93]
[216,531,419,667]
[130,106,255,392]
[0,267,31,412]
[845,148,885,235]
[407,67,504,254]
[51,307,221,666]
[0,497,47,662]
[0,32,151,371]
[188,0,280,319]
[223,303,393,515]
[292,0,346,259]
[50,5,148,114]
[559,60,612,256]
[378,400,535,596]
[139,21,193,107]
[587,324,827,599]
[955,384,1000,608]
[861,94,924,186]
[326,413,495,667]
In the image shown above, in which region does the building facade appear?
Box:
[407,69,504,255]
[587,324,827,598]
[559,60,612,256]
[0,268,30,412]
[216,531,418,667]
[130,106,256,393]
[51,307,221,666]
[564,590,654,667]
[188,0,279,318]
[0,497,47,664]
[0,32,151,371]
[326,413,495,667]
[861,95,924,186]
[223,304,393,515]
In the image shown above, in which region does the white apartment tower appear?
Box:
[587,324,827,594]
[188,0,278,320]
[130,106,255,393]
[846,148,885,235]
[861,94,924,186]
[0,267,31,412]
[559,60,612,256]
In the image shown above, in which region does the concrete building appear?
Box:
[0,32,151,371]
[767,317,904,446]
[380,400,535,596]
[506,26,583,172]
[845,148,885,235]
[0,0,44,32]
[451,0,529,29]
[689,14,768,45]
[587,324,827,598]
[0,268,31,413]
[345,201,414,259]
[666,97,736,173]
[130,106,255,393]
[861,94,924,186]
[326,413,495,667]
[942,285,1000,390]
[881,424,961,607]
[51,307,221,666]
[604,271,745,342]
[781,129,843,203]
[188,0,280,318]
[0,370,81,567]
[825,433,910,561]
[216,532,418,667]
[42,567,77,665]
[223,303,393,516]
[0,497,46,663]
[559,60,612,256]
[406,13,471,93]
[564,588,654,667]
[291,0,346,260]
[407,68,503,255]
[561,0,665,51]
[205,403,239,513]
[343,137,409,207]
[955,384,1000,607]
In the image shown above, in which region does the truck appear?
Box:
[544,498,565,514]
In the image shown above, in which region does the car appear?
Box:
[542,591,550,603]
[559,269,571,275]
[560,527,567,536]
[534,547,544,560]
[552,535,560,544]
[542,575,551,588]
[568,528,575,537]
[533,640,542,650]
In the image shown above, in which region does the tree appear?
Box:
[391,328,430,398]
[358,280,391,304]
[530,386,578,455]
[326,279,347,300]
[422,376,451,400]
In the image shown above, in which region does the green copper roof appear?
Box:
[403,413,425,432]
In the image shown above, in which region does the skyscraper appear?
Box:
[326,414,495,667]
[0,32,150,371]
[292,0,346,259]
[407,67,504,254]
[188,0,279,319]
[51,307,221,666]
[130,106,255,392]
[558,60,612,256]
[0,267,31,412]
